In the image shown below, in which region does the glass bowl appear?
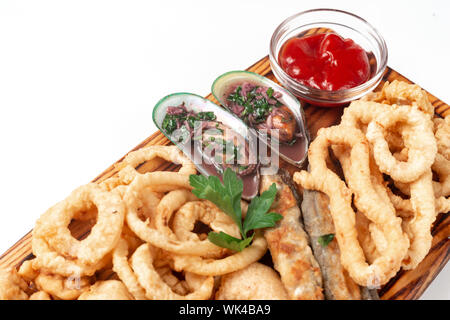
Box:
[269,8,388,107]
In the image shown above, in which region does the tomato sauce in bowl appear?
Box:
[278,33,371,91]
[269,9,388,107]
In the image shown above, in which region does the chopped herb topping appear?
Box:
[227,83,282,124]
[318,234,335,247]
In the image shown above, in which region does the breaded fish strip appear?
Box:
[302,189,379,300]
[261,174,324,300]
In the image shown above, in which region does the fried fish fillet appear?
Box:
[302,189,379,300]
[260,174,324,300]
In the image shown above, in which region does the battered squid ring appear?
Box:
[125,174,230,256]
[130,244,214,300]
[366,106,437,183]
[171,201,241,259]
[340,100,392,132]
[171,233,268,276]
[116,145,197,184]
[294,126,407,287]
[33,183,125,265]
[332,144,409,265]
[394,153,450,198]
[363,80,434,117]
[402,170,437,270]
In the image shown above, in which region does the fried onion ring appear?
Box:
[112,238,147,300]
[154,189,199,237]
[171,201,240,259]
[171,233,268,276]
[125,175,227,256]
[34,183,125,265]
[130,244,214,300]
[116,146,196,184]
[32,236,110,277]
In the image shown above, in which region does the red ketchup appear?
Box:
[278,33,370,92]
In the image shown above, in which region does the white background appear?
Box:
[0,0,448,299]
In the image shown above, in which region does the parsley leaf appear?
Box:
[318,234,335,247]
[189,171,243,235]
[243,183,282,235]
[208,232,254,252]
[189,168,282,252]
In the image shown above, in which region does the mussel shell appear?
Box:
[152,92,260,200]
[211,70,309,167]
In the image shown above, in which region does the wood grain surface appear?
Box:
[0,55,448,300]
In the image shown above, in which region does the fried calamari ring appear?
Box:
[294,126,406,287]
[116,146,197,184]
[332,144,409,266]
[34,272,91,300]
[112,238,147,300]
[363,80,434,117]
[402,170,437,269]
[215,262,288,300]
[130,244,214,300]
[0,268,30,300]
[78,280,133,300]
[171,234,268,276]
[171,201,240,259]
[355,212,379,264]
[366,106,436,183]
[34,183,125,265]
[340,100,392,132]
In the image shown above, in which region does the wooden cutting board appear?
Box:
[0,56,448,300]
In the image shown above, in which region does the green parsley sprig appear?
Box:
[189,168,283,252]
